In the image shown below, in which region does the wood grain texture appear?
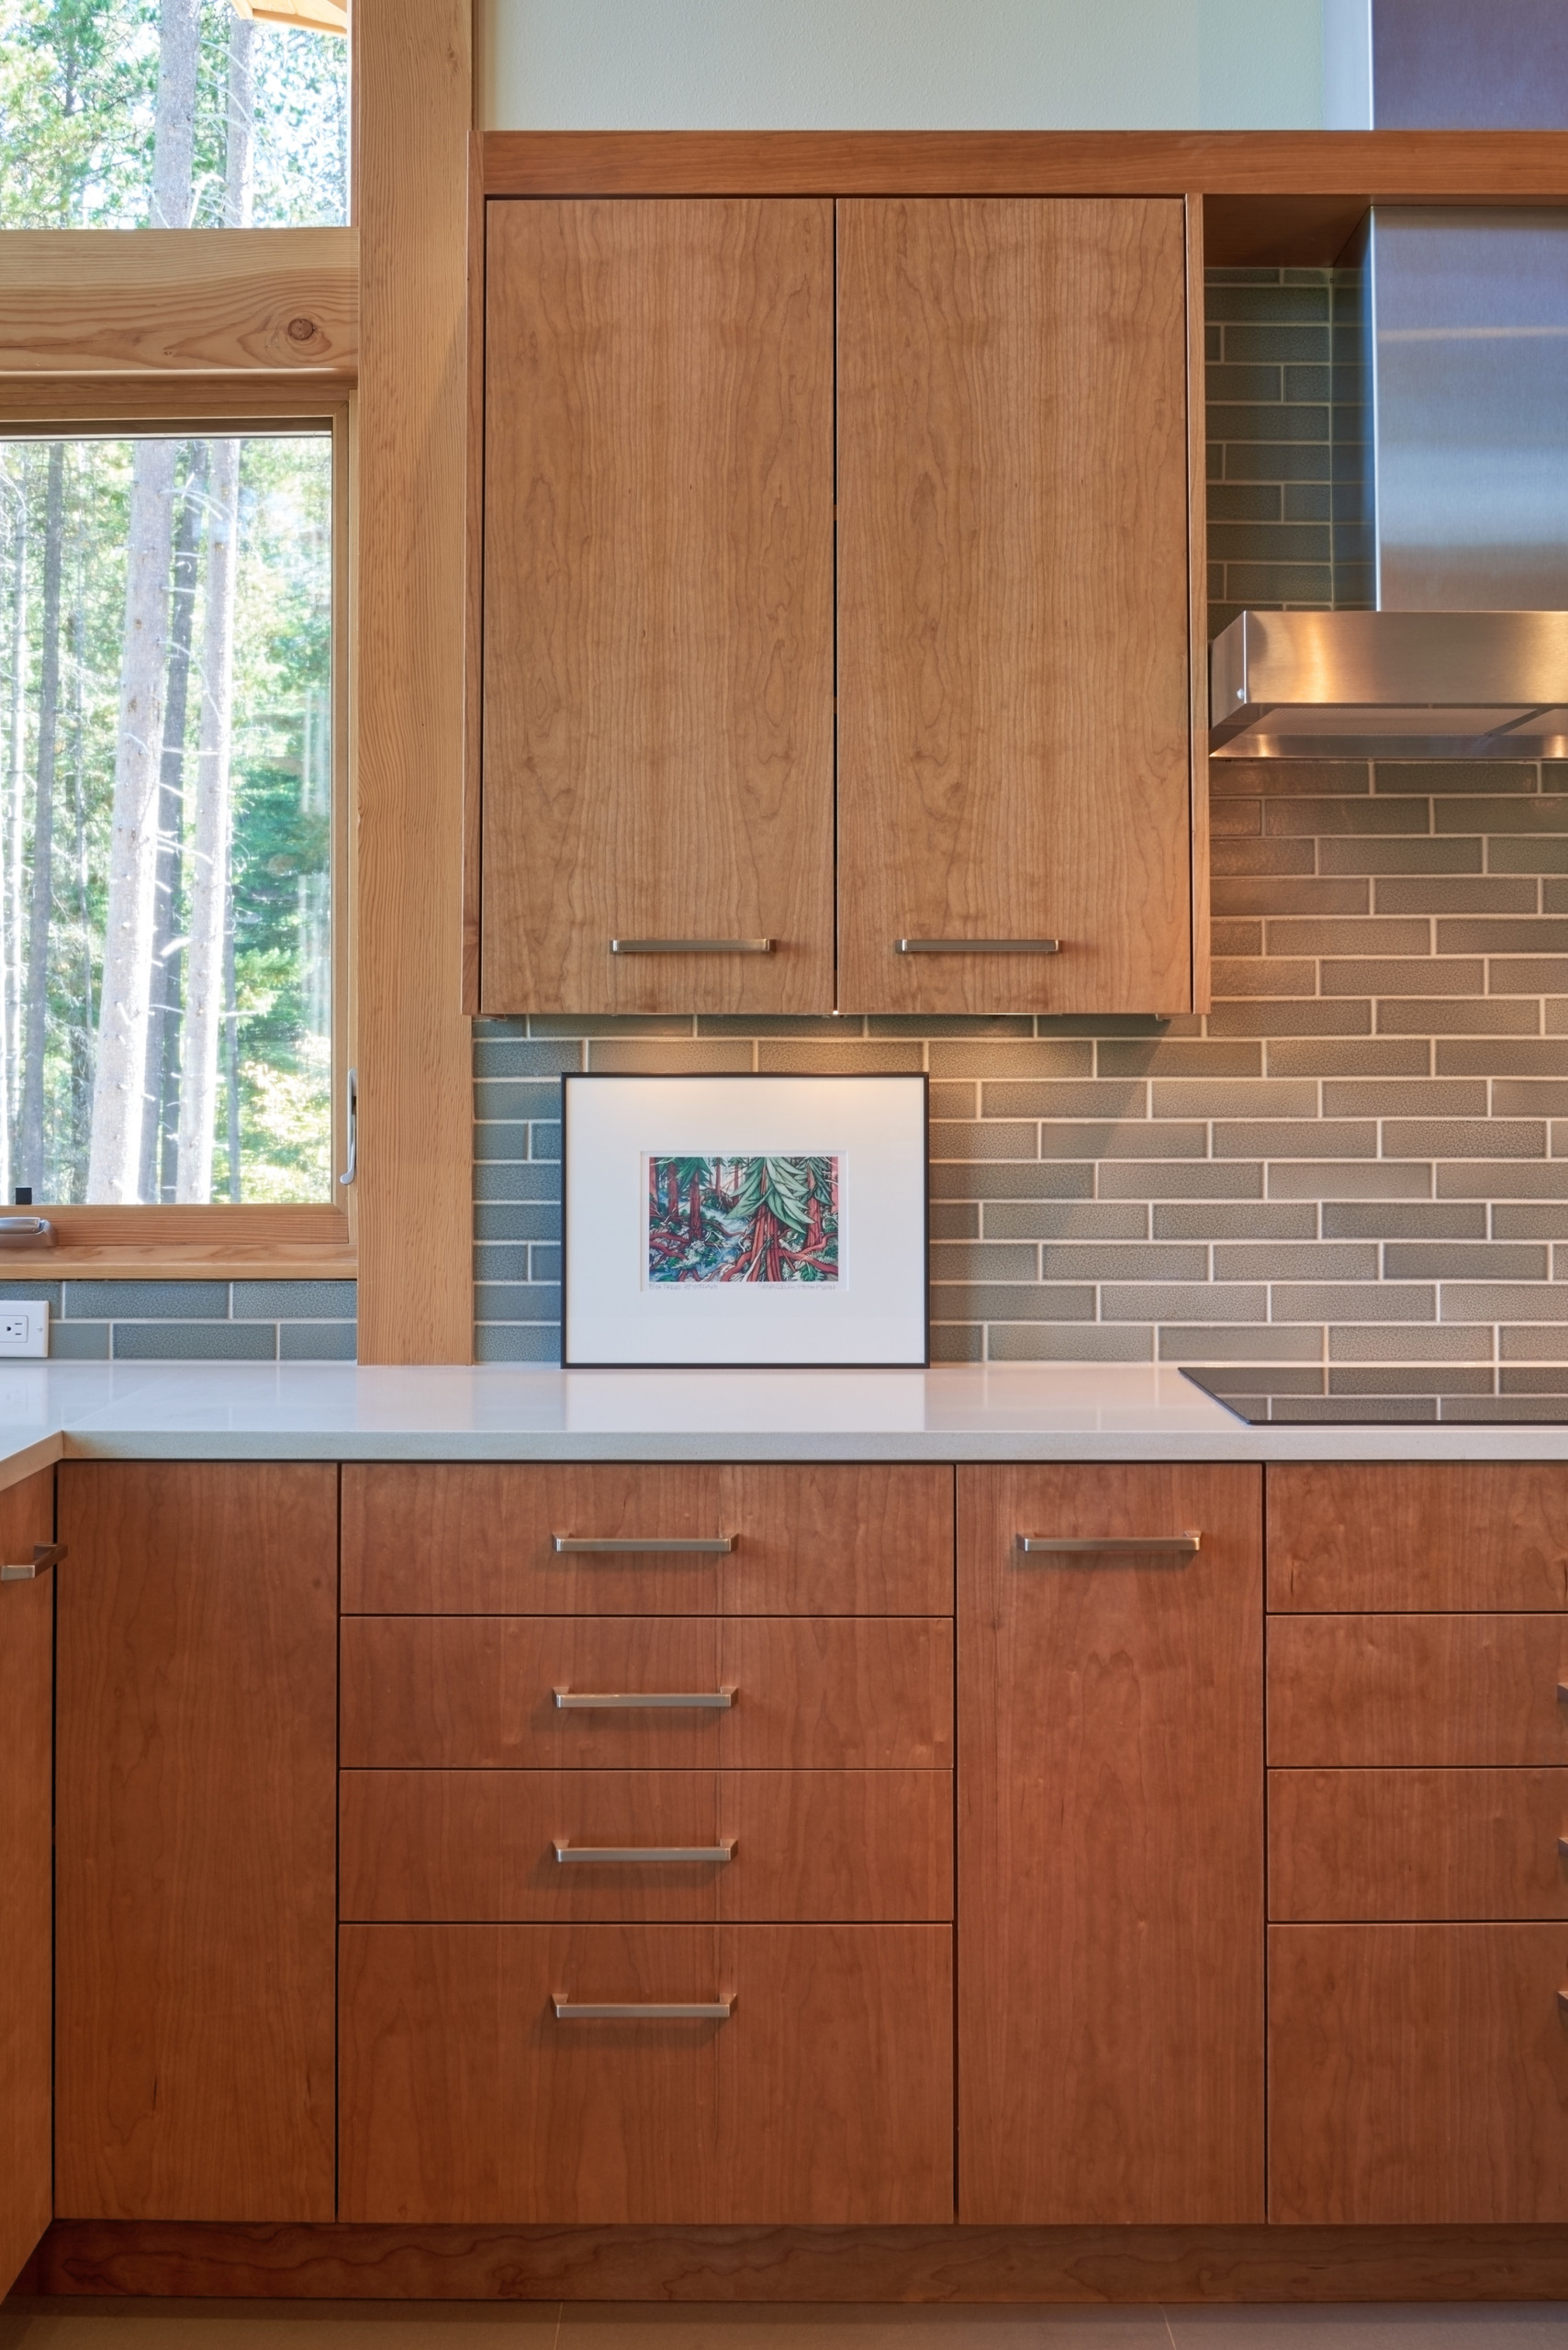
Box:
[339,1923,953,2224]
[340,1767,953,1923]
[0,229,355,375]
[35,2216,1568,2303]
[1270,1924,1568,2223]
[0,1201,353,1281]
[462,127,486,1013]
[481,198,834,1015]
[1267,1463,1568,1613]
[1186,196,1211,1014]
[836,199,1192,1015]
[54,1463,337,2222]
[483,129,1568,200]
[340,1614,953,1772]
[958,1463,1265,2224]
[0,1469,55,2297]
[1268,1615,1568,1768]
[1269,1768,1568,1923]
[341,1462,955,1616]
[354,0,473,1361]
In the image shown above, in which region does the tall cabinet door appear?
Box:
[481,198,834,1015]
[55,1464,338,2221]
[0,1468,55,2295]
[837,199,1193,1015]
[958,1465,1264,2222]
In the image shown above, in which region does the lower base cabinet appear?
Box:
[1271,1924,1568,2223]
[339,1922,954,2224]
[0,1469,55,2296]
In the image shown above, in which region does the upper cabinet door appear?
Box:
[482,199,834,1015]
[837,198,1193,1015]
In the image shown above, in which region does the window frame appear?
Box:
[0,358,355,1274]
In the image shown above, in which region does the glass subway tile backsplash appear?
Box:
[0,1279,357,1361]
[474,758,1568,1387]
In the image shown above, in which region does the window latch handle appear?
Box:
[338,1066,357,1187]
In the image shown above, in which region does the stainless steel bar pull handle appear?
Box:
[1015,1532,1201,1557]
[554,1839,734,1865]
[553,1686,735,1710]
[553,1533,734,1555]
[611,938,773,956]
[554,1995,734,2020]
[896,938,1060,956]
[1,1543,64,1583]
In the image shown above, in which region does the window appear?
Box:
[0,0,349,230]
[0,421,336,1205]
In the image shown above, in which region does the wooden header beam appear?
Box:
[483,129,1568,199]
[0,228,357,376]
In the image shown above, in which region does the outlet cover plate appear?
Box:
[0,1300,49,1357]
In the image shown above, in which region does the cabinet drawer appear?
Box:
[1268,1614,1568,1767]
[1268,1464,1568,1613]
[339,1921,954,2224]
[342,1464,953,1616]
[1270,1923,1568,2222]
[341,1616,954,1771]
[1269,1768,1568,1921]
[340,1767,952,1923]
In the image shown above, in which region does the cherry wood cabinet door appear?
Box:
[1268,1614,1568,1768]
[55,1463,337,2221]
[1267,1463,1568,1613]
[836,197,1193,1016]
[1270,1767,1568,1923]
[1271,1923,1568,2222]
[481,198,834,1015]
[342,1462,953,1617]
[339,1922,952,2224]
[0,1469,55,2295]
[958,1464,1264,2222]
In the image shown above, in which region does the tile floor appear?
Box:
[5,2305,1568,2347]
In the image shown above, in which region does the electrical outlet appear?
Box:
[0,1301,49,1357]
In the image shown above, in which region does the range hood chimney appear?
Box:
[1210,206,1568,760]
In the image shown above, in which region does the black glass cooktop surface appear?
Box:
[1180,1367,1568,1425]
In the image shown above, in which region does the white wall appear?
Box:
[477,0,1327,132]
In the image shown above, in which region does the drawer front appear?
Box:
[1270,1922,1568,2222]
[338,1921,954,2224]
[1267,1464,1568,1613]
[341,1616,954,1771]
[1269,1768,1568,1921]
[1268,1614,1568,1767]
[342,1463,954,1616]
[340,1767,953,1923]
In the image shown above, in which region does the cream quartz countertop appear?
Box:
[3,1361,1568,1490]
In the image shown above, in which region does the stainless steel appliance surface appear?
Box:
[1180,1367,1568,1425]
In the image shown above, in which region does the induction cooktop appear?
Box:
[1179,1367,1568,1425]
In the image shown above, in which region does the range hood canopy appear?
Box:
[1210,207,1568,761]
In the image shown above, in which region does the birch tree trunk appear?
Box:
[84,0,200,1201]
[18,441,65,1194]
[140,449,204,1202]
[175,19,253,1203]
[4,467,28,1201]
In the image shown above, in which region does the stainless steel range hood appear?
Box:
[1210,207,1568,760]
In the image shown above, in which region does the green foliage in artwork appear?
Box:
[648,1155,840,1285]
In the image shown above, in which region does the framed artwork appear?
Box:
[561,1073,929,1368]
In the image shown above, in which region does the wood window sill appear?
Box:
[0,1207,354,1284]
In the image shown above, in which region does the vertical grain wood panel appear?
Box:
[55,1464,337,2221]
[481,198,834,1015]
[836,197,1193,1015]
[1268,1615,1568,1767]
[340,1767,953,1925]
[1270,1923,1568,2222]
[1267,1464,1568,1613]
[339,1923,951,2223]
[1269,1768,1568,1922]
[341,1462,954,1617]
[340,1614,952,1772]
[958,1463,1264,2222]
[1186,194,1212,1013]
[0,1469,54,2293]
[354,0,474,1361]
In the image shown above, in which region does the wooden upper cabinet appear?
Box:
[836,197,1194,1015]
[481,197,834,1014]
[0,1469,55,2297]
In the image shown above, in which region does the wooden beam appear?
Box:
[353,1,474,1362]
[483,129,1568,199]
[0,229,357,376]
